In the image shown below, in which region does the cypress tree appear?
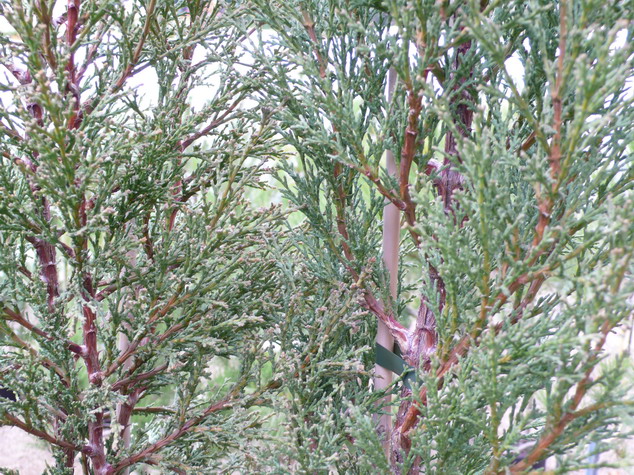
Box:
[0,1,287,472]
[252,0,634,472]
[1,0,633,473]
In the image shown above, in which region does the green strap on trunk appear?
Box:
[375,343,417,390]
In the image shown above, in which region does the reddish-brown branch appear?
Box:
[359,164,407,210]
[2,305,83,354]
[533,0,567,248]
[110,394,235,473]
[3,413,81,452]
[333,161,409,348]
[391,40,477,463]
[76,0,157,124]
[0,123,23,141]
[333,163,354,261]
[301,10,328,79]
[112,364,168,392]
[132,406,177,414]
[116,387,146,446]
[112,0,157,93]
[104,291,189,377]
[82,302,111,472]
[142,212,155,259]
[519,131,536,153]
[77,24,108,83]
[399,83,424,245]
[437,39,473,215]
[181,96,245,150]
[509,319,611,472]
[363,291,409,351]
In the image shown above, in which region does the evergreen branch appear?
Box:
[1,304,83,355]
[79,0,158,122]
[357,163,407,211]
[76,23,109,83]
[399,80,424,247]
[298,8,409,349]
[111,364,168,392]
[104,288,190,378]
[570,400,634,420]
[508,319,614,473]
[181,95,245,149]
[301,9,410,349]
[1,412,80,452]
[509,249,631,472]
[113,0,157,93]
[109,378,271,473]
[332,155,409,348]
[399,236,626,454]
[533,0,567,249]
[0,323,68,386]
[397,261,559,437]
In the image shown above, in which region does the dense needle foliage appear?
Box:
[0,0,633,473]
[0,1,289,473]
[252,0,634,472]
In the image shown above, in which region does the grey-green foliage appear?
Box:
[0,0,633,473]
[252,0,634,473]
[0,0,289,473]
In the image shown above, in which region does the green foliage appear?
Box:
[251,0,634,472]
[0,0,291,472]
[0,0,633,473]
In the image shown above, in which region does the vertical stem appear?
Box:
[65,0,110,470]
[391,31,475,470]
[115,248,138,475]
[376,67,399,446]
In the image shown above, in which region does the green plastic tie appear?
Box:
[375,343,417,389]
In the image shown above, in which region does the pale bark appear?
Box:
[376,67,399,446]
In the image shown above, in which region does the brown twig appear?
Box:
[399,79,424,247]
[104,290,190,377]
[301,10,327,79]
[3,413,81,452]
[133,406,177,414]
[111,364,168,392]
[109,393,236,473]
[112,0,157,93]
[181,95,245,149]
[508,319,612,473]
[533,0,567,248]
[77,24,108,83]
[2,304,83,354]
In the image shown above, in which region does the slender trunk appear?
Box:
[390,36,475,472]
[116,331,133,475]
[376,67,399,446]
